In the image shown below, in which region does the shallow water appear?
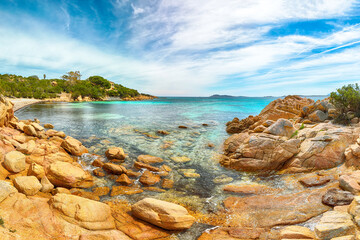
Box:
[16,96,284,237]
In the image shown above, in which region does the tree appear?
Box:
[330,83,360,123]
[62,71,81,84]
[88,76,111,89]
[43,74,46,80]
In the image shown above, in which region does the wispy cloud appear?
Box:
[0,0,360,96]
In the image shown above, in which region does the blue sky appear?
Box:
[1,0,360,96]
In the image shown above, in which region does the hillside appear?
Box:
[0,73,154,101]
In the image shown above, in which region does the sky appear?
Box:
[1,0,360,96]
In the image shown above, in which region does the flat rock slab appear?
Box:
[220,184,335,228]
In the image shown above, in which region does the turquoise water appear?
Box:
[15,97,275,200]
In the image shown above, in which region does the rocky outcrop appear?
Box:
[221,122,357,173]
[0,95,14,127]
[131,198,195,230]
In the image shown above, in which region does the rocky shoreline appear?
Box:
[2,94,360,239]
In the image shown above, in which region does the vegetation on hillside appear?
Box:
[330,83,360,123]
[0,72,141,100]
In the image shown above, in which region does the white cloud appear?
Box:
[0,0,360,96]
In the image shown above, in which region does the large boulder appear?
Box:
[225,96,314,134]
[61,136,88,156]
[221,122,356,173]
[132,198,195,230]
[314,211,355,239]
[264,118,295,137]
[105,147,126,161]
[49,193,115,230]
[221,133,300,172]
[13,176,42,196]
[308,110,328,122]
[47,161,93,188]
[3,150,26,173]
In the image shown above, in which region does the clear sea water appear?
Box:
[14,96,321,238]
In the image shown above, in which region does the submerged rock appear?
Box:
[131,198,195,230]
[105,147,126,160]
[137,154,164,164]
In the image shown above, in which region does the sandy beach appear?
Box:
[8,98,44,112]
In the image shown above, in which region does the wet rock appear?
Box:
[127,169,141,178]
[314,211,355,239]
[157,130,170,135]
[132,198,195,230]
[27,162,45,179]
[93,168,105,177]
[143,187,166,192]
[110,186,143,196]
[264,118,295,138]
[161,179,174,189]
[47,161,94,188]
[50,193,115,230]
[3,150,26,173]
[0,180,17,202]
[102,163,127,175]
[207,143,215,148]
[13,176,42,196]
[139,170,161,186]
[170,156,191,163]
[92,158,104,167]
[322,188,354,206]
[116,174,133,185]
[280,226,315,239]
[46,129,66,138]
[223,183,280,195]
[44,123,54,129]
[61,136,88,156]
[178,125,188,129]
[92,186,110,196]
[137,155,164,164]
[213,174,233,184]
[134,161,160,172]
[105,147,126,161]
[299,174,333,187]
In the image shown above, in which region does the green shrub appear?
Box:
[330,84,360,123]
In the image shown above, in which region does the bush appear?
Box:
[88,76,111,89]
[330,84,360,123]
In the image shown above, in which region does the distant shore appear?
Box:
[9,94,157,112]
[9,98,45,112]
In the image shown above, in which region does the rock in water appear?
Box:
[3,151,26,173]
[61,136,88,156]
[322,188,354,206]
[13,176,42,196]
[49,193,115,230]
[105,147,126,160]
[132,198,195,230]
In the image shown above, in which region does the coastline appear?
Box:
[9,94,157,112]
[9,98,45,112]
